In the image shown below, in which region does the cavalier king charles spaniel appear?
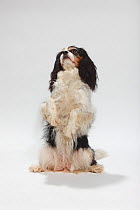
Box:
[29,46,107,173]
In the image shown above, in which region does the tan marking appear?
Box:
[29,165,104,174]
[29,165,45,173]
[68,46,83,67]
[72,165,104,174]
[68,46,76,50]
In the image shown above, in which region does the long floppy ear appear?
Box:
[78,48,98,91]
[49,52,63,92]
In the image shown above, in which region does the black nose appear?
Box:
[62,51,68,55]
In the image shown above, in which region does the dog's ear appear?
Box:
[78,48,98,91]
[49,52,63,92]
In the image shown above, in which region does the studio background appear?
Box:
[0,0,140,210]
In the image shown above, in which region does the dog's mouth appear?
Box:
[63,55,70,60]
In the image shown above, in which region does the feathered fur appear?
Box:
[29,46,106,173]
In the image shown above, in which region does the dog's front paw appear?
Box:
[77,112,94,125]
[47,115,61,126]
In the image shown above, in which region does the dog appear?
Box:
[29,46,107,173]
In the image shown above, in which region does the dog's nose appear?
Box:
[62,51,68,55]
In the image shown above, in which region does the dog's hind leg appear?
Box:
[70,148,104,173]
[39,145,58,171]
[29,144,57,173]
[70,135,104,173]
[70,147,93,172]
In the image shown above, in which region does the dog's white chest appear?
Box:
[49,68,93,129]
[53,68,91,98]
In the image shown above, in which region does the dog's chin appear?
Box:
[62,58,76,70]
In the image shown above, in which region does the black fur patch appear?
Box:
[49,52,63,92]
[42,126,97,165]
[90,149,97,165]
[78,48,98,91]
[90,158,97,165]
[42,121,56,147]
[74,135,90,150]
[74,135,97,165]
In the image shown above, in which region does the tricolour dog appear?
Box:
[29,46,107,173]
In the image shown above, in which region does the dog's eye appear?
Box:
[70,49,78,56]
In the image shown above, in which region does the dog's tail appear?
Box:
[94,149,108,160]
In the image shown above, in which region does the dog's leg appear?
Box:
[70,147,93,172]
[41,99,61,126]
[63,109,94,139]
[39,145,57,171]
[70,147,104,173]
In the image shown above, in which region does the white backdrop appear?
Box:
[0,0,140,210]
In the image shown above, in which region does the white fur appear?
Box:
[48,67,94,138]
[40,66,100,171]
[94,149,108,160]
[70,148,94,171]
[39,144,107,172]
[60,52,75,70]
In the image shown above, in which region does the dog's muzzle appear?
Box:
[62,51,70,59]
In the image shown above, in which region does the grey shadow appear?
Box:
[44,172,127,189]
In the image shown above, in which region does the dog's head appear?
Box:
[49,46,98,92]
